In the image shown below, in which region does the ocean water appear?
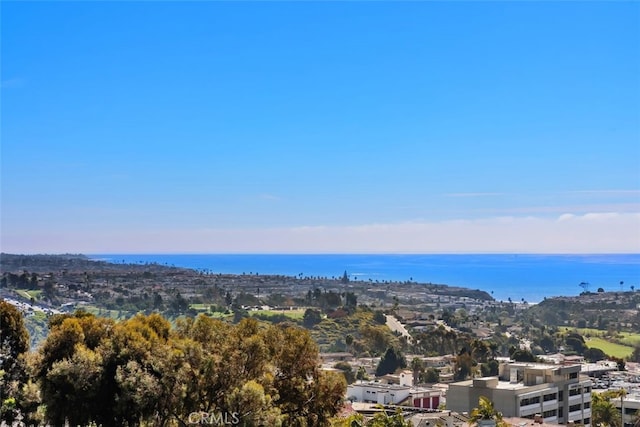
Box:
[91,254,640,303]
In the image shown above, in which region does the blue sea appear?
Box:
[90,254,640,304]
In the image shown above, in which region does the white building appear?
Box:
[447,363,592,426]
[347,381,412,405]
[347,369,445,409]
[380,370,414,387]
[611,391,640,427]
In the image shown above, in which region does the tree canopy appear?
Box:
[27,310,346,426]
[592,392,623,427]
[375,347,406,377]
[0,300,31,423]
[469,396,507,427]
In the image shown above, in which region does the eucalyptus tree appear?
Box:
[32,311,347,426]
[0,300,30,423]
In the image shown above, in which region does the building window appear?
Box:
[569,388,581,397]
[543,410,557,418]
[543,393,557,402]
[584,402,590,409]
[559,391,564,400]
[569,404,581,413]
[584,418,590,425]
[521,396,541,406]
[569,372,578,379]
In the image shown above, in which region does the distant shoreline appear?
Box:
[2,252,637,303]
[88,253,640,303]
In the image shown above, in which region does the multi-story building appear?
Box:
[447,363,592,426]
[611,391,640,427]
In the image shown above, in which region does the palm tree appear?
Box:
[471,339,489,363]
[345,334,354,353]
[592,393,622,427]
[410,357,424,384]
[618,389,628,427]
[488,342,499,359]
[367,406,412,427]
[433,325,447,354]
[446,329,459,354]
[469,396,507,427]
[633,409,640,427]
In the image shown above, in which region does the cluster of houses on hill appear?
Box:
[321,350,639,427]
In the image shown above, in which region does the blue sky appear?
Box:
[1,1,639,254]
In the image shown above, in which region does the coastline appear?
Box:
[89,253,640,304]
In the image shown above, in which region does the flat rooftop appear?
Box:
[506,362,572,370]
[452,379,533,391]
[494,381,529,390]
[348,381,411,390]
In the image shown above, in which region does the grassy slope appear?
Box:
[250,308,305,320]
[559,326,637,358]
[585,337,634,359]
[619,332,640,347]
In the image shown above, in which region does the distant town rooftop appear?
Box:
[350,381,411,390]
[505,362,581,371]
[453,377,528,391]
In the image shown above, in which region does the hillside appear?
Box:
[1,253,494,349]
[526,291,640,331]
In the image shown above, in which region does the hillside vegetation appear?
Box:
[0,302,346,426]
[526,291,640,331]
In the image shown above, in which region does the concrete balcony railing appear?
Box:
[519,404,542,416]
[567,409,587,421]
[568,393,584,402]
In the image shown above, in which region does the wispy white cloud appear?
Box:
[557,213,576,222]
[4,212,639,254]
[472,202,640,215]
[258,193,281,201]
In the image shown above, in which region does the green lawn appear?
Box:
[250,309,305,320]
[585,337,634,359]
[560,327,607,337]
[187,304,233,319]
[15,289,43,300]
[27,290,43,299]
[188,305,306,319]
[81,305,127,319]
[189,303,214,311]
[560,327,640,353]
[208,312,231,319]
[618,332,640,347]
[15,290,31,299]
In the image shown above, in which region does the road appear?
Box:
[1,289,62,315]
[385,314,413,343]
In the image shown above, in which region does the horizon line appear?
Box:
[3,251,639,257]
